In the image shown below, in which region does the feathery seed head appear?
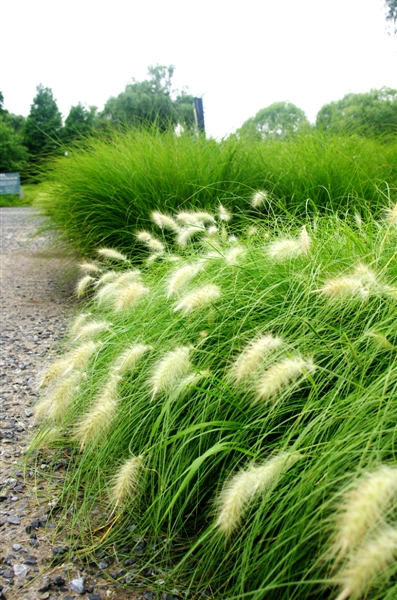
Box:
[335,526,397,600]
[73,320,111,340]
[330,466,397,562]
[176,211,215,226]
[206,225,218,236]
[150,345,193,398]
[384,202,397,225]
[254,355,316,403]
[367,331,395,351]
[79,261,101,274]
[113,270,142,285]
[247,226,258,237]
[215,452,302,536]
[229,334,284,385]
[69,340,99,370]
[251,190,269,208]
[38,358,73,388]
[219,204,232,222]
[136,231,153,243]
[267,239,303,260]
[353,263,378,287]
[70,313,91,335]
[354,212,362,227]
[146,237,165,253]
[114,282,149,311]
[318,276,368,301]
[112,344,152,375]
[110,455,143,510]
[174,369,211,399]
[224,246,246,266]
[95,270,118,287]
[176,225,205,246]
[76,275,95,296]
[37,370,83,423]
[166,263,202,299]
[300,226,312,254]
[173,284,222,315]
[75,375,121,448]
[97,248,128,262]
[151,211,180,232]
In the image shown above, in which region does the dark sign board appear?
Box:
[0,172,21,195]
[193,97,205,132]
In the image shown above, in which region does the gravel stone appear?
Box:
[0,208,141,599]
[69,577,85,594]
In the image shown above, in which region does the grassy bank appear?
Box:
[31,201,397,599]
[35,129,397,257]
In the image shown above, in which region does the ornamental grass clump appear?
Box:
[215,452,302,536]
[31,199,397,599]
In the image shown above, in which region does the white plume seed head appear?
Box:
[166,263,202,298]
[114,283,149,311]
[76,275,95,296]
[251,190,269,208]
[176,225,205,246]
[384,202,397,225]
[224,246,246,266]
[318,276,368,300]
[300,226,312,254]
[335,526,397,600]
[112,344,152,375]
[331,466,397,561]
[69,341,99,370]
[215,452,302,536]
[136,231,153,243]
[151,211,180,232]
[206,225,218,236]
[79,261,101,274]
[73,320,110,340]
[267,239,303,260]
[354,212,362,227]
[176,211,215,226]
[229,334,284,385]
[97,248,128,262]
[218,204,232,222]
[95,270,118,287]
[75,375,122,448]
[150,345,193,398]
[69,313,91,335]
[367,332,395,351]
[38,358,72,388]
[110,455,143,509]
[173,284,222,315]
[254,356,316,403]
[40,370,83,422]
[147,237,165,252]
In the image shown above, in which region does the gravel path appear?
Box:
[0,209,143,600]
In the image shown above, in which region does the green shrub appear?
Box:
[35,128,397,257]
[31,203,397,599]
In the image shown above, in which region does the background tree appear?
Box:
[385,0,397,32]
[237,101,310,140]
[63,103,96,145]
[0,92,29,173]
[23,84,63,160]
[315,87,397,137]
[100,65,195,131]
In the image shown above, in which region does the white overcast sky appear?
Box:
[0,0,396,138]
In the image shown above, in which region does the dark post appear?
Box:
[193,97,205,133]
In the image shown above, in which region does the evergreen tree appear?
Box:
[24,84,63,160]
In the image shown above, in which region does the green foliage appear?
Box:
[0,116,29,173]
[238,101,310,139]
[35,129,397,255]
[316,87,397,137]
[23,84,63,159]
[385,0,397,32]
[31,204,397,599]
[63,103,96,145]
[100,65,195,131]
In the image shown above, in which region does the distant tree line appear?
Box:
[0,65,196,179]
[1,67,397,179]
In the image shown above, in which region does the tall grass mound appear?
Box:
[30,199,397,599]
[35,128,397,256]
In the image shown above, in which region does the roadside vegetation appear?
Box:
[30,181,397,598]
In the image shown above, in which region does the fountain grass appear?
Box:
[34,127,397,257]
[29,202,397,599]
